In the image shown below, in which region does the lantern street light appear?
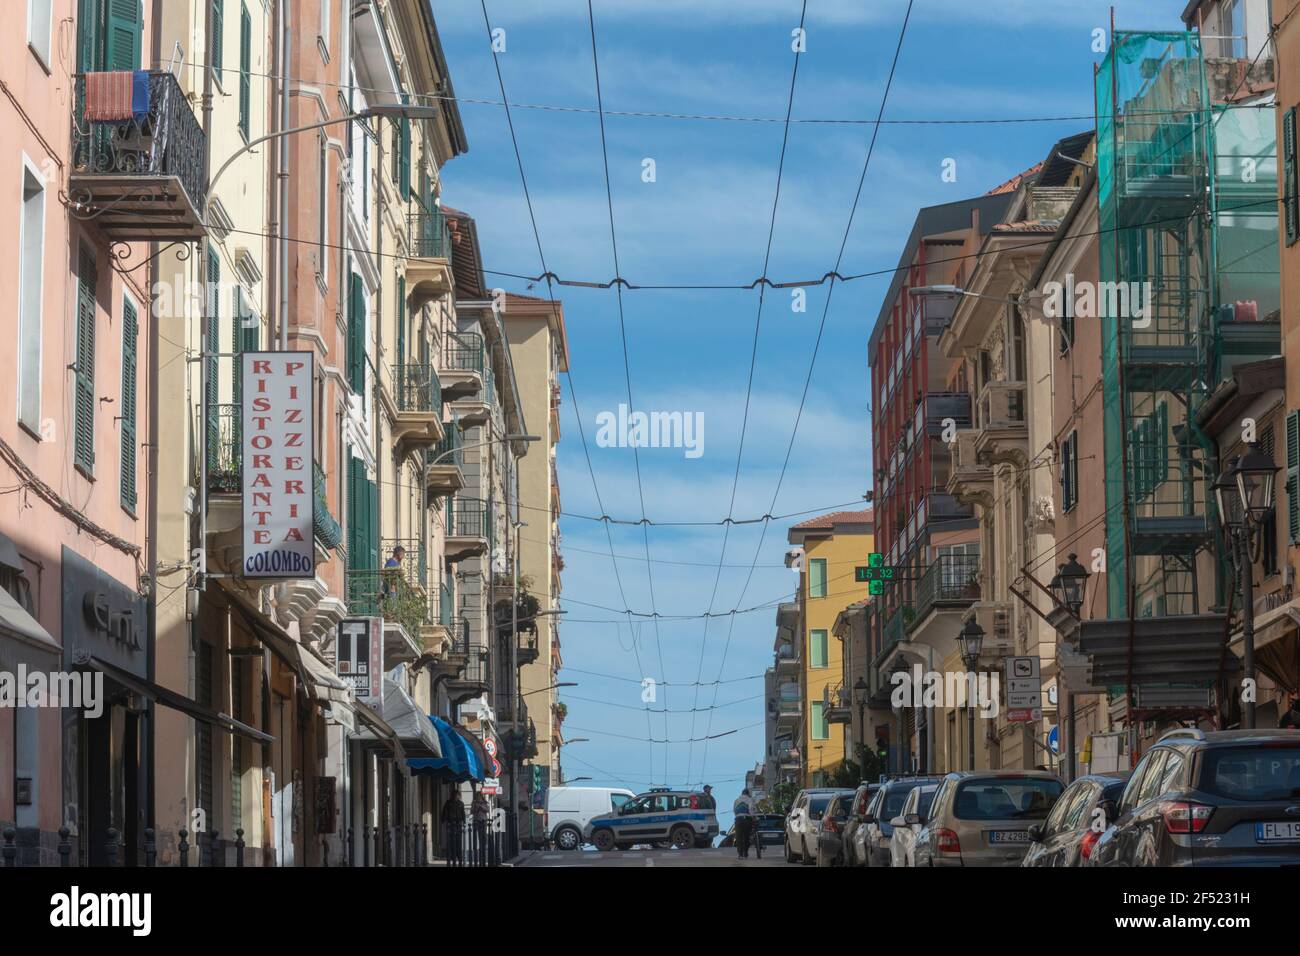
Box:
[1215,447,1280,730]
[1050,553,1090,617]
[957,618,985,770]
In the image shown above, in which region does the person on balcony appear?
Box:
[381,545,406,604]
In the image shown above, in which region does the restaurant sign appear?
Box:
[242,352,315,578]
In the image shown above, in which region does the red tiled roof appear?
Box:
[985,161,1044,196]
[992,219,1057,234]
[790,509,874,530]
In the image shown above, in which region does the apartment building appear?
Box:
[785,510,872,786]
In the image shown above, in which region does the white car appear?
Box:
[546,786,636,850]
[784,788,853,865]
[888,784,938,867]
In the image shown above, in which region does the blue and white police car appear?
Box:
[584,787,719,850]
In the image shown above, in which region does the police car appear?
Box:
[584,787,719,850]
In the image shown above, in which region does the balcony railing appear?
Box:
[70,71,207,239]
[911,553,981,629]
[313,462,343,549]
[207,404,241,493]
[447,496,490,538]
[445,331,485,375]
[344,568,431,644]
[408,208,452,259]
[883,604,913,649]
[439,583,454,628]
[977,381,1026,429]
[393,363,441,413]
[430,420,463,465]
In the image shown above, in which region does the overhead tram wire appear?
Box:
[477,0,656,781]
[696,0,915,784]
[585,0,671,782]
[682,0,809,789]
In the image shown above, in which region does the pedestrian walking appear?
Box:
[471,789,490,866]
[733,788,756,859]
[1280,695,1300,729]
[700,784,716,810]
[442,789,466,865]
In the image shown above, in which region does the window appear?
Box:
[1285,106,1298,246]
[809,629,828,668]
[347,272,366,393]
[211,0,224,82]
[1261,424,1279,575]
[73,246,97,475]
[120,295,138,512]
[810,701,828,740]
[205,249,220,470]
[28,0,52,68]
[1135,750,1170,804]
[1058,277,1075,352]
[18,162,44,435]
[317,0,330,58]
[808,558,827,598]
[346,455,378,570]
[610,793,631,811]
[77,0,141,72]
[317,135,328,286]
[238,2,251,139]
[1060,430,1079,513]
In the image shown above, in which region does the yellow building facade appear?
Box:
[786,511,873,787]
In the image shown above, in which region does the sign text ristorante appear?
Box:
[241,352,316,578]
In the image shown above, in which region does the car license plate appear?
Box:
[987,830,1030,844]
[1256,822,1300,843]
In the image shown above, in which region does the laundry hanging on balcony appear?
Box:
[83,70,151,123]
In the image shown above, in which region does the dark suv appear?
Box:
[1088,728,1300,866]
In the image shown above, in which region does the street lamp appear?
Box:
[1216,447,1279,730]
[429,433,541,468]
[958,617,985,771]
[1050,553,1090,617]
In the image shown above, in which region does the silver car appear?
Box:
[784,788,853,864]
[915,771,1064,867]
[888,784,937,867]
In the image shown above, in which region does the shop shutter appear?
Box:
[120,297,138,510]
[74,247,97,473]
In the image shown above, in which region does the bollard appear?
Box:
[145,828,156,867]
[236,828,246,868]
[2,827,16,868]
[105,827,119,867]
[58,827,71,867]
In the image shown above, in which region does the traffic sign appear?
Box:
[1047,726,1060,755]
[1005,656,1042,712]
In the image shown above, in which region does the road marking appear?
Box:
[543,854,562,860]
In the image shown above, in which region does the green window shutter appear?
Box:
[399,116,411,200]
[1286,412,1298,543]
[397,275,407,370]
[211,0,223,80]
[74,247,97,473]
[811,702,827,740]
[120,296,138,510]
[367,476,380,570]
[76,0,104,72]
[347,456,362,570]
[232,287,259,407]
[104,0,141,70]
[809,558,827,598]
[810,629,828,668]
[206,249,221,470]
[238,3,251,138]
[347,272,365,393]
[1285,108,1298,247]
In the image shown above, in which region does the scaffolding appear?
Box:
[1094,28,1279,723]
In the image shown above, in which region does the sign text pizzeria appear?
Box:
[241,352,316,578]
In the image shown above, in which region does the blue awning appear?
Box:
[408,716,485,783]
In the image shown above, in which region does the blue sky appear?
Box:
[432,0,1188,820]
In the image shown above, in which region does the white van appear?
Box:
[547,786,636,850]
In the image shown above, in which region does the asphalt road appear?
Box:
[517,846,793,867]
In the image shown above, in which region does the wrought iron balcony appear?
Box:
[384,363,443,454]
[910,552,981,633]
[344,567,431,646]
[440,331,485,401]
[406,209,453,304]
[446,640,491,703]
[974,381,1028,466]
[425,421,466,498]
[70,71,207,240]
[313,462,343,550]
[444,496,490,562]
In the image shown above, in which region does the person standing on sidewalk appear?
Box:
[733,788,757,859]
[442,790,466,865]
[471,789,491,865]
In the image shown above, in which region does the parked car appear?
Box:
[1087,728,1300,867]
[888,784,938,867]
[718,814,784,851]
[914,770,1064,867]
[784,788,853,864]
[585,787,719,850]
[853,776,944,867]
[841,783,881,866]
[814,793,854,867]
[1021,773,1129,868]
[546,786,636,850]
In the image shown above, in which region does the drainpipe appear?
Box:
[196,0,215,699]
[277,1,290,352]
